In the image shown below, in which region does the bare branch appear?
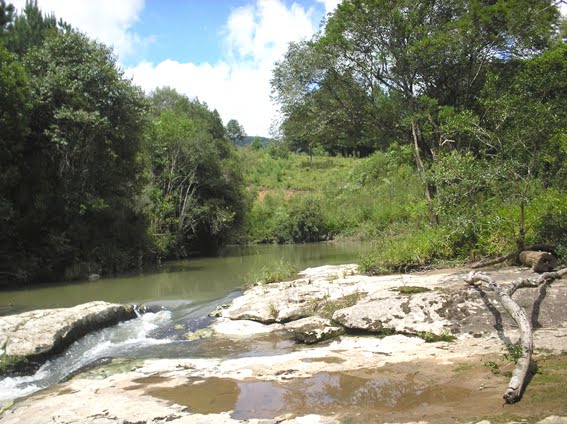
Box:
[464,268,566,403]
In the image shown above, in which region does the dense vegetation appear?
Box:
[270,0,567,272]
[0,1,246,284]
[1,0,566,285]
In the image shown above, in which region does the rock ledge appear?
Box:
[0,301,136,374]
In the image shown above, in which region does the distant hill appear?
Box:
[235,136,272,147]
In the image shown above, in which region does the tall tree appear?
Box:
[226,119,246,145]
[273,0,560,225]
[0,0,14,35]
[0,44,29,282]
[2,30,150,284]
[146,88,246,258]
[3,0,70,55]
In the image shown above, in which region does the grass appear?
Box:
[238,145,567,274]
[310,291,364,320]
[260,259,297,284]
[416,330,456,343]
[267,302,280,319]
[392,286,432,295]
[240,147,426,244]
[244,258,297,289]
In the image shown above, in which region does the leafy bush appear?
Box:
[276,197,329,243]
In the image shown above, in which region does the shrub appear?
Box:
[276,197,329,243]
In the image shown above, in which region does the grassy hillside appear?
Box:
[238,146,567,274]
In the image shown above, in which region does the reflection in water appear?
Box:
[144,371,471,420]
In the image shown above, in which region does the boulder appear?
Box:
[284,316,344,344]
[332,291,455,336]
[222,265,362,324]
[0,301,136,374]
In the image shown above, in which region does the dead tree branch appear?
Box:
[471,244,557,269]
[464,268,567,403]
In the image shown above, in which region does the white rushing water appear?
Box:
[0,310,172,405]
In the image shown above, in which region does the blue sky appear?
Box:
[12,0,340,136]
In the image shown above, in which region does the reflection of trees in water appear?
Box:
[233,381,288,420]
[284,372,416,411]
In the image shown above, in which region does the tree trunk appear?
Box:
[411,119,438,226]
[464,268,567,403]
[519,251,557,273]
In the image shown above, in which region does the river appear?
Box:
[0,242,372,405]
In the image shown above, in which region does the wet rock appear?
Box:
[212,318,284,336]
[0,301,136,374]
[185,327,216,341]
[284,317,344,344]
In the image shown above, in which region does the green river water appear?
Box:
[0,242,373,404]
[0,242,372,314]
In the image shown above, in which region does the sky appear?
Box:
[10,0,342,137]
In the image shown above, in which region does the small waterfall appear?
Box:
[0,310,172,405]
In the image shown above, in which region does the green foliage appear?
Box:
[226,118,245,145]
[1,28,151,284]
[0,44,29,281]
[0,0,14,35]
[145,88,247,258]
[311,291,363,320]
[504,343,523,364]
[417,330,456,343]
[394,286,431,295]
[483,360,501,375]
[252,259,297,286]
[274,196,329,243]
[2,0,66,55]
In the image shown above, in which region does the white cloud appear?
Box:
[13,0,323,136]
[316,0,341,14]
[126,0,320,137]
[11,0,149,60]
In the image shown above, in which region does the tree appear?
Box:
[226,119,246,145]
[146,88,247,258]
[0,0,14,35]
[430,43,567,254]
[273,0,560,225]
[3,0,69,55]
[2,29,150,283]
[0,44,29,282]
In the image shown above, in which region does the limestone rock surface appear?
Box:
[332,291,453,335]
[0,301,136,372]
[284,316,344,344]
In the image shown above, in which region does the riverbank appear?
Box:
[1,264,566,423]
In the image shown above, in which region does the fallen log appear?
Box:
[519,250,557,273]
[464,268,567,403]
[471,244,557,269]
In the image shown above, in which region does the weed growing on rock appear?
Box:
[262,259,297,284]
[417,330,456,343]
[0,338,27,375]
[268,302,280,319]
[311,291,364,320]
[392,286,432,295]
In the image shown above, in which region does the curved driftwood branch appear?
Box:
[464,268,567,403]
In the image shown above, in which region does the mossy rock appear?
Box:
[392,286,431,295]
